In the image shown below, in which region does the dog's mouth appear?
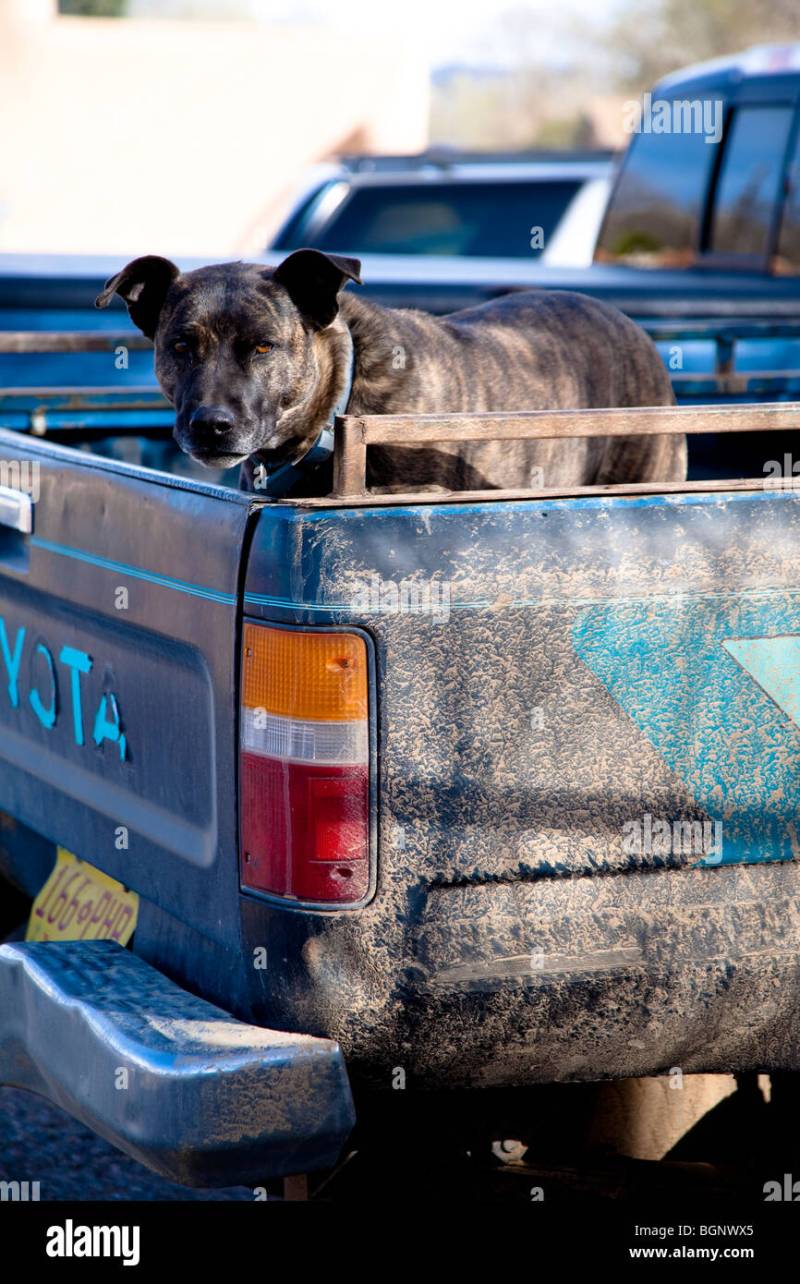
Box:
[173,424,251,469]
[173,418,305,472]
[188,447,248,470]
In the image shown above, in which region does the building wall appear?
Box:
[0,0,429,255]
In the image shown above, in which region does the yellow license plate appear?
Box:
[26,848,138,944]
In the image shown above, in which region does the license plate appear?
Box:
[26,848,138,944]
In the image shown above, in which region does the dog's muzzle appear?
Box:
[180,405,249,467]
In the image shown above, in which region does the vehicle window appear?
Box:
[775,121,800,274]
[310,181,582,258]
[272,181,348,250]
[709,106,794,258]
[595,124,715,266]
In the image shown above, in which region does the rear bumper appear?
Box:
[0,939,355,1187]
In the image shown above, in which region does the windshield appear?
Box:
[306,180,582,257]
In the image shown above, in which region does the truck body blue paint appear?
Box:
[29,536,237,606]
[722,635,800,727]
[573,594,800,866]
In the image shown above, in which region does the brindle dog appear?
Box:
[96,248,686,494]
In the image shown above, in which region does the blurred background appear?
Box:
[0,0,796,257]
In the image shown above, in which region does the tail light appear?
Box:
[240,623,370,905]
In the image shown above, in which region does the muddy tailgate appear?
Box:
[0,431,251,944]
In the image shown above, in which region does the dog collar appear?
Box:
[254,326,354,498]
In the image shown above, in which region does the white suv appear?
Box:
[268,150,615,270]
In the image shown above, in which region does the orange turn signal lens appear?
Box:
[242,624,368,722]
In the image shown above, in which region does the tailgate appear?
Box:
[0,430,251,944]
[238,486,800,1082]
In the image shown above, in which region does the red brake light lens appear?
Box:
[240,624,370,905]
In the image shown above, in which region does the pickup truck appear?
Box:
[3,45,800,1200]
[2,334,800,1194]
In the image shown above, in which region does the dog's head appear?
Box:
[96,249,361,469]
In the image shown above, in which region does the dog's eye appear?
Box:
[254,343,272,355]
[173,340,189,354]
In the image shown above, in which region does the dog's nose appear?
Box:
[189,405,236,439]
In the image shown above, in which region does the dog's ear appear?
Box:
[272,249,362,330]
[95,255,180,339]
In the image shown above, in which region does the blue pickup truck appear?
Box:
[2,48,800,1199]
[1,337,800,1194]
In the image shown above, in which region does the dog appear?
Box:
[96,248,686,494]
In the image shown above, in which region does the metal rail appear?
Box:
[0,385,169,433]
[0,331,152,353]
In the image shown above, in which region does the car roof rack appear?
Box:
[337,147,617,173]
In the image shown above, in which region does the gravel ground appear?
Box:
[0,1087,253,1201]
